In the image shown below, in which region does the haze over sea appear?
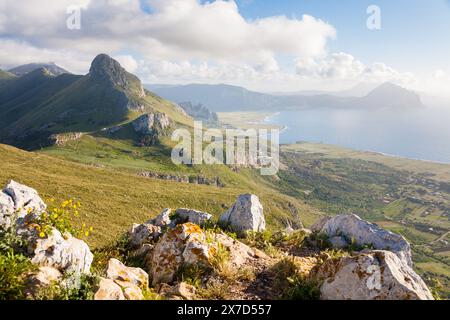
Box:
[266,106,450,164]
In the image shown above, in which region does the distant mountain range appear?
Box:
[8,62,70,77]
[146,82,424,112]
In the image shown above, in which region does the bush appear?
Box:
[0,250,37,300]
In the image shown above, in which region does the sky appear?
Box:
[0,0,449,95]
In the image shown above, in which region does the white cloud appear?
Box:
[296,52,416,86]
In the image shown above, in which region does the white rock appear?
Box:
[106,258,149,289]
[94,278,125,300]
[315,250,434,300]
[219,194,265,236]
[175,208,212,226]
[0,191,15,228]
[149,208,172,228]
[150,223,212,285]
[3,180,46,218]
[129,223,161,248]
[312,214,412,266]
[31,228,93,285]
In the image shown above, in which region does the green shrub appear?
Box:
[0,250,37,300]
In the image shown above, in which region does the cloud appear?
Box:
[0,0,335,68]
[296,52,416,85]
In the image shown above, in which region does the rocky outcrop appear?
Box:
[0,180,93,289]
[30,228,93,286]
[312,214,412,267]
[49,132,83,146]
[219,194,265,236]
[313,250,434,300]
[25,266,63,297]
[210,232,270,268]
[94,258,149,300]
[129,223,162,248]
[94,278,125,300]
[149,223,213,285]
[1,180,46,225]
[175,208,212,226]
[158,282,197,300]
[139,172,224,187]
[89,54,145,99]
[132,112,171,135]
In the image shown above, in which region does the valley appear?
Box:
[0,54,449,299]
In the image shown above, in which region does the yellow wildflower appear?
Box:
[39,232,45,238]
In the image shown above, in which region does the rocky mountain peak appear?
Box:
[89,54,145,98]
[89,54,128,86]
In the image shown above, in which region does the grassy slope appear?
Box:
[0,144,322,248]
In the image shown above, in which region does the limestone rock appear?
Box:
[149,208,173,228]
[31,228,93,283]
[3,180,46,219]
[313,250,434,300]
[159,282,197,300]
[311,214,412,266]
[219,194,265,236]
[106,258,149,289]
[132,112,171,135]
[25,266,63,297]
[0,191,15,228]
[129,223,161,248]
[150,223,212,285]
[210,232,270,268]
[94,278,125,300]
[175,208,212,226]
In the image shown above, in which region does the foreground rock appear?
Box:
[210,232,270,269]
[158,282,197,300]
[175,208,212,226]
[129,207,212,248]
[313,250,434,300]
[0,180,46,228]
[95,258,149,300]
[150,223,213,285]
[31,228,93,286]
[219,194,265,236]
[312,214,412,266]
[0,180,93,289]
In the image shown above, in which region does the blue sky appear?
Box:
[235,0,450,75]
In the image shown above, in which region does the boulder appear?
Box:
[132,112,171,135]
[311,214,412,266]
[25,266,63,297]
[94,278,125,300]
[149,208,172,228]
[129,223,161,248]
[209,232,269,268]
[150,223,213,285]
[31,228,93,285]
[2,180,46,220]
[0,191,15,228]
[159,282,197,300]
[313,250,434,300]
[95,258,148,300]
[106,258,149,289]
[219,194,265,236]
[175,208,212,226]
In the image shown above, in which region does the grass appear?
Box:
[0,143,322,248]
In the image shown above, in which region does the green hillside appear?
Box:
[0,55,192,150]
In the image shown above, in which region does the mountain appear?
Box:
[357,82,424,109]
[145,83,280,112]
[0,54,191,149]
[148,82,424,111]
[8,62,70,76]
[178,101,218,122]
[0,69,16,80]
